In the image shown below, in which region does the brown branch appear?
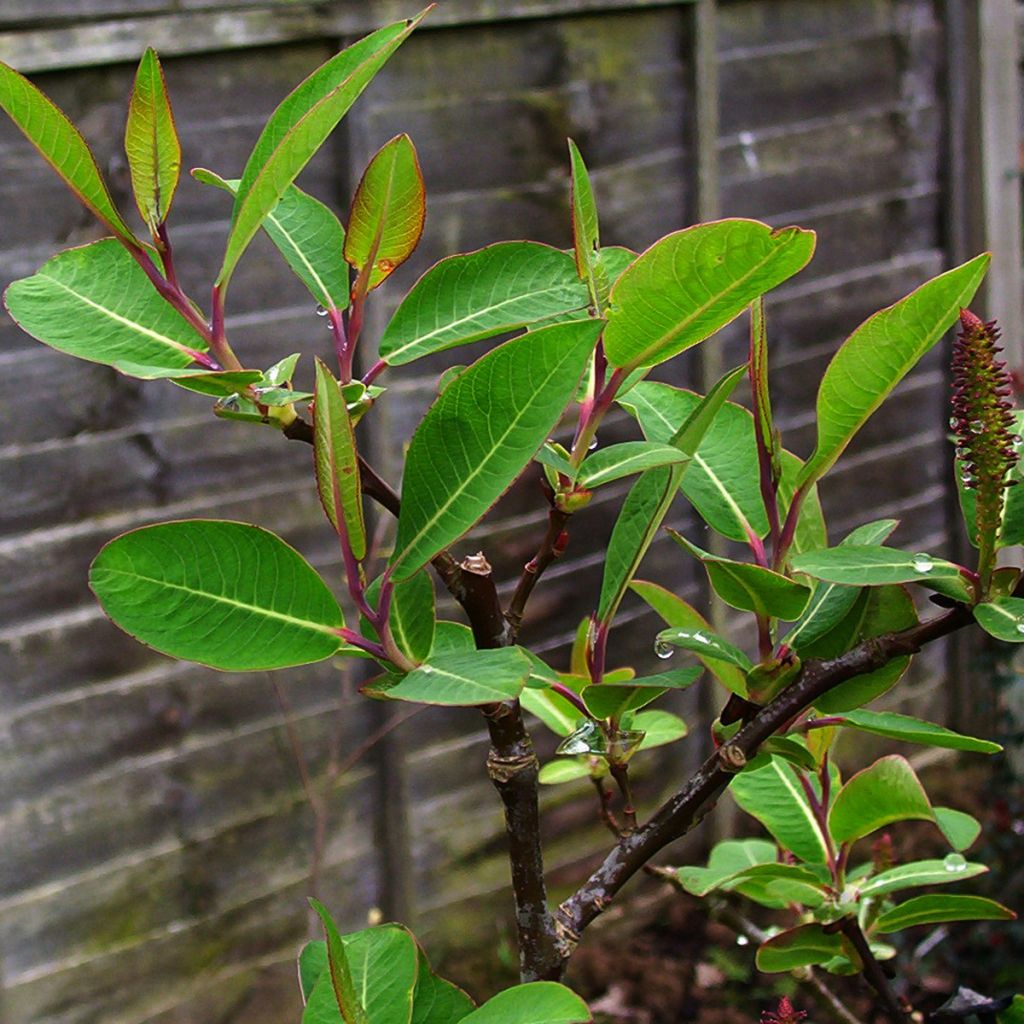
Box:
[506,506,571,638]
[553,600,975,969]
[837,917,910,1023]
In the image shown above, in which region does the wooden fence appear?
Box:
[0,1,1020,1020]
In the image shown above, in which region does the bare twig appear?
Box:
[506,505,571,638]
[837,917,910,1023]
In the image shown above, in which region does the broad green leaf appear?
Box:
[314,359,365,558]
[4,239,208,377]
[539,759,593,785]
[730,755,831,864]
[654,626,753,672]
[299,941,328,1005]
[458,982,591,1024]
[828,755,934,844]
[669,532,811,620]
[378,242,589,366]
[568,138,606,310]
[790,545,966,589]
[581,668,700,719]
[90,520,346,671]
[809,585,918,713]
[630,580,748,696]
[577,442,688,488]
[974,596,1024,643]
[411,947,474,1024]
[391,319,601,581]
[838,709,1001,754]
[193,169,348,310]
[597,366,746,626]
[934,806,983,852]
[219,16,420,289]
[999,995,1024,1024]
[728,863,829,909]
[676,838,778,897]
[170,369,263,396]
[604,219,815,370]
[786,520,898,650]
[755,924,844,973]
[308,900,370,1024]
[125,48,180,231]
[364,572,436,666]
[429,620,476,657]
[798,255,990,487]
[857,858,987,899]
[521,686,582,738]
[344,133,424,290]
[633,709,688,748]
[0,60,137,243]
[874,895,1015,933]
[367,648,530,706]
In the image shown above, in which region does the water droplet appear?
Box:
[1011,434,1023,445]
[944,853,968,873]
[315,304,329,317]
[970,419,985,434]
[1015,622,1024,635]
[588,436,599,451]
[912,554,934,573]
[654,640,674,660]
[421,666,433,674]
[735,935,749,947]
[955,446,970,459]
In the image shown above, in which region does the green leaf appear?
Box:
[633,709,688,749]
[581,668,700,719]
[458,982,591,1024]
[604,219,815,370]
[669,532,811,620]
[170,368,264,397]
[522,685,583,738]
[378,242,589,366]
[364,572,436,666]
[730,756,831,864]
[728,863,829,909]
[790,545,967,589]
[125,48,180,231]
[676,838,778,897]
[391,319,601,581]
[568,138,607,311]
[786,520,898,651]
[577,442,688,489]
[798,255,990,488]
[367,649,531,706]
[4,239,208,377]
[998,995,1024,1024]
[974,596,1024,643]
[538,759,593,785]
[838,709,1001,754]
[596,366,746,627]
[997,412,1024,546]
[857,858,988,899]
[0,60,137,244]
[299,940,328,1005]
[874,895,1016,933]
[308,900,370,1024]
[755,924,844,973]
[654,626,753,672]
[344,133,425,290]
[89,520,345,671]
[429,620,476,657]
[629,580,748,696]
[314,359,366,558]
[411,947,474,1024]
[828,755,935,844]
[777,448,828,554]
[219,15,420,290]
[934,806,983,852]
[193,169,348,310]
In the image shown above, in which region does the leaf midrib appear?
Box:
[93,566,341,636]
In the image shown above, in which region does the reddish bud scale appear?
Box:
[761,997,807,1024]
[950,309,1019,541]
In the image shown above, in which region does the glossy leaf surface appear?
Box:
[857,858,987,899]
[755,924,843,973]
[654,626,753,672]
[392,319,601,580]
[581,668,700,718]
[90,520,345,670]
[974,596,1024,643]
[874,895,1015,933]
[307,900,370,1024]
[378,242,588,365]
[5,239,208,377]
[604,219,815,369]
[828,755,934,844]
[219,16,419,288]
[0,60,137,242]
[194,169,348,310]
[676,838,778,897]
[411,948,474,1024]
[125,48,180,230]
[459,983,591,1024]
[345,133,424,289]
[314,359,366,558]
[838,709,1000,754]
[798,255,989,487]
[577,442,688,488]
[934,806,983,851]
[368,648,531,706]
[790,545,965,588]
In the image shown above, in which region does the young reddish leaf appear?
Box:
[344,133,425,291]
[0,61,137,244]
[313,358,366,559]
[218,14,423,291]
[567,138,608,311]
[125,48,181,232]
[308,900,370,1024]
